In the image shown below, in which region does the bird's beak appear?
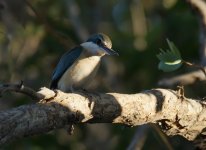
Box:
[101,44,119,56]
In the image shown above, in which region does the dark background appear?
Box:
[0,0,202,149]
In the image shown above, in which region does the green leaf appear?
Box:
[157,39,183,72]
[158,61,182,72]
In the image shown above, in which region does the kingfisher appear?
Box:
[50,33,118,92]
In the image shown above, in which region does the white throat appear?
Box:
[81,42,105,56]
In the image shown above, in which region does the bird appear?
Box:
[50,33,118,92]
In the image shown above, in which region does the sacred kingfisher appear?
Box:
[50,33,118,92]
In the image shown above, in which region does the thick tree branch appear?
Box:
[0,87,206,145]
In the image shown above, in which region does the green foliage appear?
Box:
[157,39,182,72]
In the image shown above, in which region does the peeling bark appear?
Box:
[0,87,206,145]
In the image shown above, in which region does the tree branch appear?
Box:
[0,82,43,100]
[0,87,206,145]
[186,0,206,65]
[159,0,206,87]
[158,68,206,87]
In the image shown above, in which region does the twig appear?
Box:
[158,69,206,87]
[151,124,173,150]
[182,60,206,77]
[158,60,206,87]
[127,124,173,150]
[0,81,43,100]
[127,125,149,150]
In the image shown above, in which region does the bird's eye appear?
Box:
[96,39,101,45]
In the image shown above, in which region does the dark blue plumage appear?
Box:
[50,46,83,89]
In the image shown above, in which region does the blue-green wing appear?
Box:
[50,46,83,89]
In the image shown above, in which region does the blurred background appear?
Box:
[0,0,202,149]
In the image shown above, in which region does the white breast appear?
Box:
[58,55,101,92]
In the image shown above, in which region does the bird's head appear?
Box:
[80,33,118,56]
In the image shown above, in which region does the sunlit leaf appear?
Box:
[157,39,183,72]
[158,61,182,72]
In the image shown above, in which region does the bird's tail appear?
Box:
[50,80,57,89]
